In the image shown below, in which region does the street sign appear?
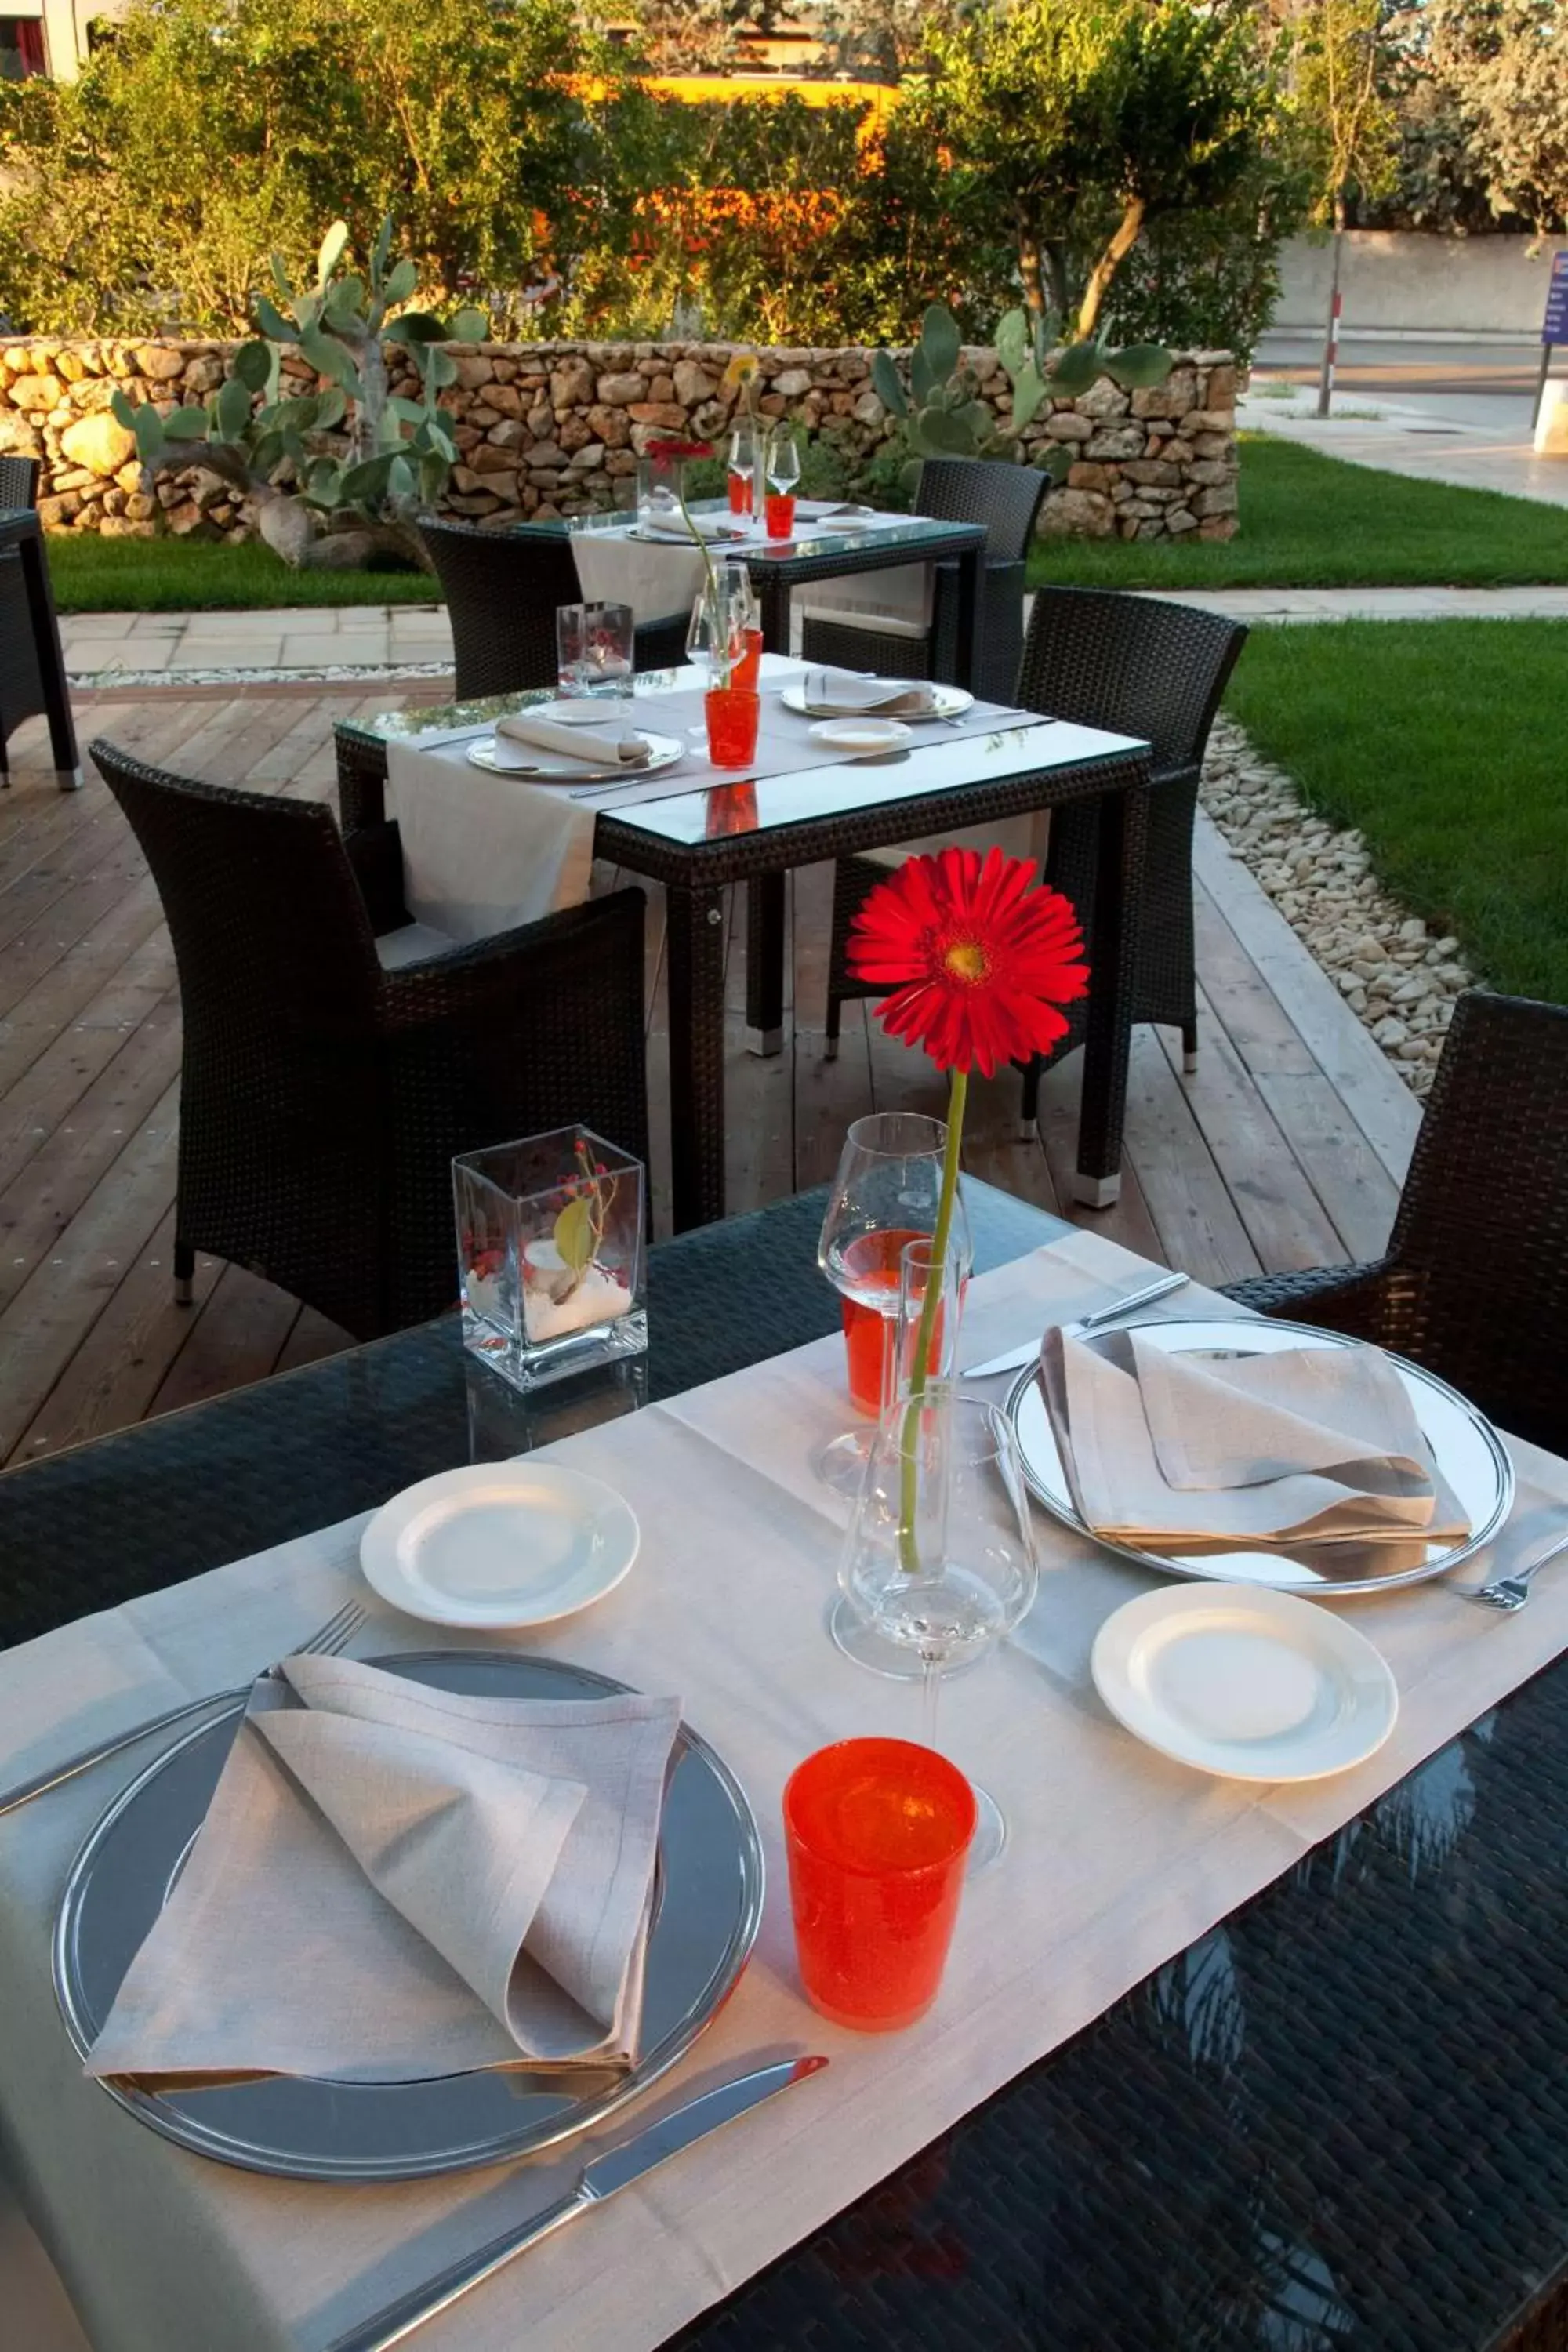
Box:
[1544,251,1568,346]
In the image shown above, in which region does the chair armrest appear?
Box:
[343,821,412,937]
[1221,1260,1401,1345]
[376,886,645,1030]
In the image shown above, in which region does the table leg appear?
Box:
[665,881,728,1231]
[952,545,982,693]
[16,530,81,790]
[1071,778,1149,1208]
[745,873,786,1056]
[753,574,791,657]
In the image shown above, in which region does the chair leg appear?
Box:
[824,990,841,1062]
[174,1239,195,1305]
[1181,1018,1199,1074]
[1018,1054,1042,1142]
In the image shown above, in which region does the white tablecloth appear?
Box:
[4,1225,1568,2352]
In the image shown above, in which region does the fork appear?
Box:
[1468,1528,1568,1613]
[0,1599,365,1817]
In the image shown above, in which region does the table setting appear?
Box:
[8,846,1568,2352]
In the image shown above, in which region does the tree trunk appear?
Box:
[1015,205,1048,329]
[1316,201,1345,419]
[1076,196,1146,342]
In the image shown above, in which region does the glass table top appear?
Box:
[539,499,985,566]
[342,659,1149,847]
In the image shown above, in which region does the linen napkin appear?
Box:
[570,526,706,631]
[1039,1329,1471,1557]
[384,726,595,941]
[85,1656,682,2085]
[802,669,941,717]
[495,710,652,769]
[641,508,748,543]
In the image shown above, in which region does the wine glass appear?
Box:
[766,423,801,496]
[815,1112,971,1495]
[684,560,750,685]
[727,421,757,519]
[837,1383,1038,1871]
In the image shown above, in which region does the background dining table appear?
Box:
[5,1179,1568,2352]
[336,662,1153,1230]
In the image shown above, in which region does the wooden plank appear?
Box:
[1191,878,1317,1078]
[0,1079,180,1456]
[1252,1068,1401,1266]
[273,1306,354,1374]
[1113,1026,1262,1287]
[0,973,178,1203]
[1033,1047,1169,1269]
[146,1263,303,1420]
[5,1218,222,1467]
[1156,985,1344,1274]
[1192,811,1419,1185]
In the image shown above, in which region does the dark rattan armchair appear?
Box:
[799,457,1049,706]
[93,739,648,1343]
[1225,991,1568,1456]
[0,454,45,786]
[822,585,1247,1098]
[417,515,688,701]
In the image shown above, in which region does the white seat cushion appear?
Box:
[375,920,461,971]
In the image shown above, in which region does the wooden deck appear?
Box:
[0,684,1421,1471]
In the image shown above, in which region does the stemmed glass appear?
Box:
[837,1383,1038,1871]
[727,421,757,519]
[684,559,750,684]
[815,1112,971,1495]
[764,425,800,539]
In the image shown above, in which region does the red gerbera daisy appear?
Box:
[847,846,1088,1078]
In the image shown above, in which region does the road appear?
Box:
[1251,333,1550,435]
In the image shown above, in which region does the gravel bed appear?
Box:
[67,661,455,691]
[1201,713,1474,1098]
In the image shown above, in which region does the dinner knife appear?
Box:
[962,1270,1191,1380]
[324,2056,829,2352]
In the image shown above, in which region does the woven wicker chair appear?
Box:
[1225,990,1568,1456]
[416,515,688,700]
[798,457,1049,706]
[93,738,648,1342]
[822,585,1247,1096]
[0,453,45,786]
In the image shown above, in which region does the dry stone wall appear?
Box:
[0,337,1238,546]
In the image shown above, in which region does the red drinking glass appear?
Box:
[785,1739,976,2032]
[727,470,752,516]
[731,622,764,691]
[764,492,796,541]
[705,687,760,769]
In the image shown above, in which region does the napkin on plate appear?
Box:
[1038,1329,1471,1555]
[802,670,941,718]
[641,508,746,543]
[84,1655,681,2085]
[495,710,652,768]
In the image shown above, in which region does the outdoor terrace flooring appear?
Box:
[0,683,1421,1471]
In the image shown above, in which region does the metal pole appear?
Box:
[1532,342,1554,434]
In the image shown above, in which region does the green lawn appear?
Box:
[47,534,439,614]
[1225,620,1568,1004]
[1030,437,1568,592]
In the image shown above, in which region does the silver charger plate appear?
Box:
[467,728,685,785]
[780,681,974,723]
[54,1651,764,2181]
[1006,1315,1514,1596]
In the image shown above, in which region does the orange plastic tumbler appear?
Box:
[705,687,761,769]
[784,1738,976,2032]
[764,492,796,541]
[732,623,764,691]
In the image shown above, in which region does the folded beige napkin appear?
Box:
[1039,1329,1470,1558]
[85,1656,681,2086]
[641,507,746,543]
[802,669,939,717]
[495,710,652,768]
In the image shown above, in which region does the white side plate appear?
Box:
[808,717,913,755]
[360,1463,640,1628]
[1091,1581,1399,1782]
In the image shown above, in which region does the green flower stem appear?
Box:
[897,1065,967,1575]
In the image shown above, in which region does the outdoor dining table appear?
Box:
[335,659,1152,1231]
[1,506,81,791]
[4,1178,1568,2352]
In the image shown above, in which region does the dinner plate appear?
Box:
[781,681,975,723]
[466,728,685,784]
[1006,1315,1514,1596]
[1091,1582,1399,1781]
[808,717,913,755]
[359,1461,639,1628]
[54,1652,764,2180]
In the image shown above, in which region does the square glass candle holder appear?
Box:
[453,1127,647,1394]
